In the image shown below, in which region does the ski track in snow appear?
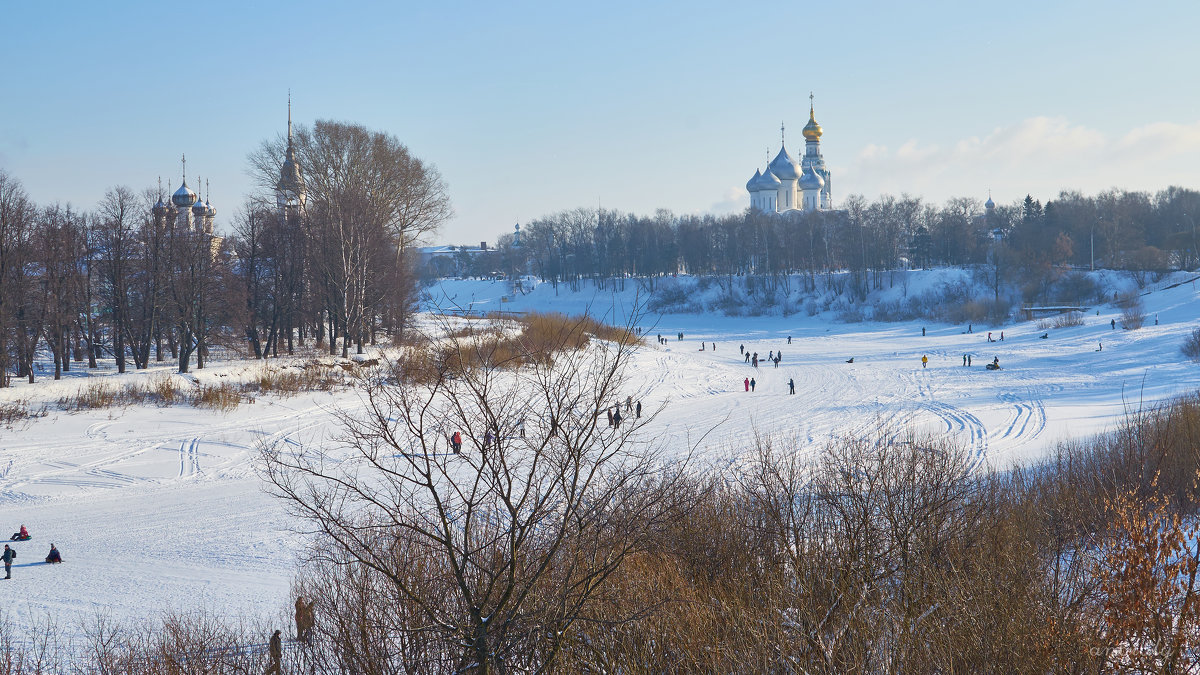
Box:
[1,270,1200,644]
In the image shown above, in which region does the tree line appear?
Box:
[0,120,450,386]
[443,187,1200,301]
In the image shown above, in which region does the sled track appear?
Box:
[993,392,1048,445]
[179,438,201,478]
[914,399,990,464]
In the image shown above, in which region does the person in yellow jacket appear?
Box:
[921,355,928,368]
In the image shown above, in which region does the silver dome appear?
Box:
[171,181,198,208]
[799,164,824,190]
[746,169,764,192]
[768,145,801,181]
[756,168,782,191]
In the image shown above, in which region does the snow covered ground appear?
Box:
[1,269,1199,642]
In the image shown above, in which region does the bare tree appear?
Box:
[262,313,688,673]
[0,170,35,386]
[247,120,451,355]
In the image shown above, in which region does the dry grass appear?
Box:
[434,311,640,377]
[190,382,242,412]
[0,398,46,428]
[246,362,347,396]
[50,360,362,414]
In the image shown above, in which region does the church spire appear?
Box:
[287,90,293,146]
[277,92,306,213]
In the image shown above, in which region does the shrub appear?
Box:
[1036,311,1085,330]
[1182,328,1200,361]
[835,305,866,323]
[652,282,691,312]
[1118,293,1146,330]
[1054,272,1102,305]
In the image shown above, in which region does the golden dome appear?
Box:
[802,104,822,141]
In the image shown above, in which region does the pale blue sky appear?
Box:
[2,1,1198,243]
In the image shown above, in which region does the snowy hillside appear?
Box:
[1,269,1198,643]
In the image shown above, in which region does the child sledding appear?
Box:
[9,525,30,541]
[985,357,1001,371]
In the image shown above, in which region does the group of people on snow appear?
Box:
[606,397,642,428]
[0,525,63,579]
[265,596,317,672]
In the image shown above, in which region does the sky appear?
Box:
[2,1,1199,244]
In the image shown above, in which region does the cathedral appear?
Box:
[746,96,832,213]
[153,156,217,234]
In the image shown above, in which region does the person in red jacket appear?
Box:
[9,525,28,541]
[744,378,749,392]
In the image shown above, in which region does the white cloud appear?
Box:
[839,115,1200,205]
[709,186,749,214]
[858,143,889,161]
[1117,120,1200,157]
[896,139,939,162]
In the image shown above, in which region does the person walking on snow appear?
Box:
[266,629,283,674]
[921,355,928,368]
[787,336,792,344]
[635,401,642,418]
[739,344,744,354]
[750,378,756,392]
[1111,319,1116,330]
[606,408,614,428]
[2,544,13,579]
[744,378,750,392]
[788,378,795,394]
[613,408,623,428]
[963,354,967,366]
